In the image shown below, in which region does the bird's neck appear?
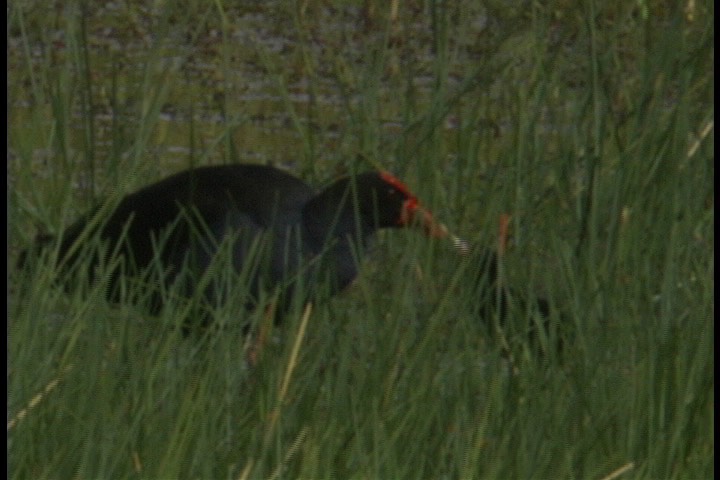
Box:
[301,180,375,252]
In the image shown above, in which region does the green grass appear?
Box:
[9,1,713,478]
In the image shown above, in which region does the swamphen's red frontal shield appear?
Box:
[28,164,465,323]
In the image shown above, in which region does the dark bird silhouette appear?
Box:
[21,164,463,326]
[466,247,560,357]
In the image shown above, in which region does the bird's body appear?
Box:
[32,164,453,321]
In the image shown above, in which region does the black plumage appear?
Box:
[22,164,454,323]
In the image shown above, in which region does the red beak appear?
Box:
[400,199,470,254]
